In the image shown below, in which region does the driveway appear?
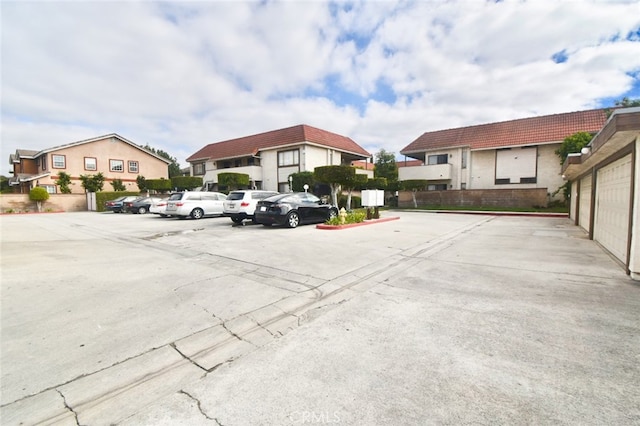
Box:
[1,211,638,425]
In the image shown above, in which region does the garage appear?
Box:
[578,173,592,232]
[563,107,640,280]
[593,155,632,264]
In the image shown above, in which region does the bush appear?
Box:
[171,176,203,191]
[325,209,367,225]
[146,178,172,193]
[95,191,140,212]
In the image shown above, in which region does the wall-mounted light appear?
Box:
[581,146,591,155]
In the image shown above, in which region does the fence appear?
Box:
[398,188,549,209]
[0,193,88,213]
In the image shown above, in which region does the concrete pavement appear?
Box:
[1,211,638,425]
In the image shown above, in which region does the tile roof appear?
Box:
[397,159,424,167]
[351,160,375,170]
[401,108,608,155]
[186,124,370,162]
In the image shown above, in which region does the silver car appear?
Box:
[165,191,228,219]
[223,190,279,224]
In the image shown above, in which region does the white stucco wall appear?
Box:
[468,144,562,196]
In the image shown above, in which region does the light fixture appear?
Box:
[581,146,591,155]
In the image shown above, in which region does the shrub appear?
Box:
[56,171,73,193]
[171,176,203,191]
[110,179,126,191]
[325,209,367,225]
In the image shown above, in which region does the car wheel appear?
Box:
[191,208,204,219]
[231,217,243,224]
[328,208,338,220]
[286,211,300,228]
[138,206,147,214]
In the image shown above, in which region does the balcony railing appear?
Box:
[398,163,452,181]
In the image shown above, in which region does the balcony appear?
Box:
[206,166,263,182]
[398,163,452,181]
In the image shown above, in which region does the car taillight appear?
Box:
[241,202,250,207]
[176,202,184,206]
[158,202,166,206]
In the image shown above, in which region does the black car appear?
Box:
[254,192,338,228]
[104,196,139,213]
[124,197,163,214]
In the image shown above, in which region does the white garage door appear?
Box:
[579,174,592,233]
[594,154,632,264]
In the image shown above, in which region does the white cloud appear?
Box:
[2,0,639,175]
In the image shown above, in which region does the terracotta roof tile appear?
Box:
[401,109,608,155]
[187,124,370,162]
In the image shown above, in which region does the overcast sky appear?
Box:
[2,0,640,176]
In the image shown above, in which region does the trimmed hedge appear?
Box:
[95,191,140,212]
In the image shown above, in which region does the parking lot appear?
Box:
[1,210,639,425]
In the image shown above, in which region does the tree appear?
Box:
[314,165,355,207]
[55,171,73,194]
[142,144,181,178]
[342,173,368,210]
[555,132,593,164]
[218,172,250,191]
[29,186,49,212]
[79,173,105,193]
[400,179,429,208]
[136,175,147,192]
[605,97,640,118]
[363,177,387,190]
[374,149,398,183]
[289,171,315,192]
[110,179,126,191]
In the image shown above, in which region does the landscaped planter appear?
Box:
[316,216,399,230]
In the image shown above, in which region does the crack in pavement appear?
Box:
[56,389,80,426]
[178,390,218,423]
[170,343,209,373]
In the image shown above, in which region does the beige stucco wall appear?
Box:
[1,194,88,212]
[32,137,169,193]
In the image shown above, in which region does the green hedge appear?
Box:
[338,195,361,209]
[95,191,140,212]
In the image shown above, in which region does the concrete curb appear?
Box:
[316,216,400,230]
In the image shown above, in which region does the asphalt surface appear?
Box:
[1,210,638,425]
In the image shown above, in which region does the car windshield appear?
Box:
[227,192,245,201]
[168,193,183,201]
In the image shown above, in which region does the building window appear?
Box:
[85,157,97,171]
[278,149,299,167]
[42,185,56,194]
[52,155,66,169]
[128,161,139,173]
[495,147,537,184]
[110,159,124,172]
[193,163,205,175]
[461,150,467,169]
[427,154,448,165]
[40,156,47,170]
[234,159,242,167]
[427,184,448,191]
[248,157,255,166]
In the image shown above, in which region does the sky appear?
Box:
[2,0,640,176]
